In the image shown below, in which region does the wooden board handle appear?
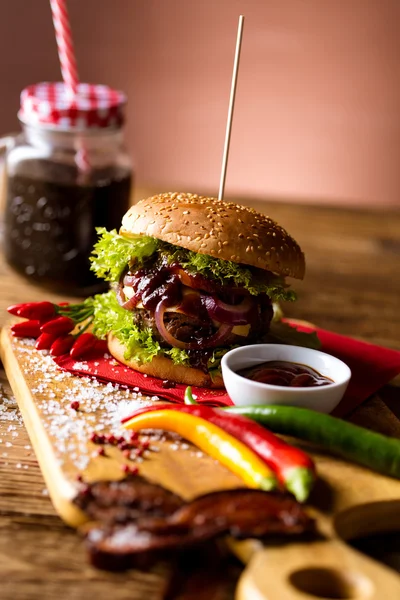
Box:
[236,534,400,600]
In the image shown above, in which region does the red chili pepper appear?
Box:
[94,339,109,354]
[35,332,59,350]
[16,302,56,320]
[11,319,40,338]
[69,332,97,359]
[50,334,75,356]
[7,303,28,316]
[11,319,41,338]
[122,403,316,503]
[41,316,75,336]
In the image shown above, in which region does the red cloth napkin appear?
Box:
[53,322,400,417]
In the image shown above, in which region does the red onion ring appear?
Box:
[201,294,255,325]
[154,299,233,350]
[116,277,140,311]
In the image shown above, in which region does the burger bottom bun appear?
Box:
[107,334,225,389]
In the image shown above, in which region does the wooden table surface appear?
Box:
[0,192,399,599]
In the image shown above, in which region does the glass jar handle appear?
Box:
[0,133,17,154]
[0,133,18,230]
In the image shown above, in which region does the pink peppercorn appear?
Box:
[121,464,138,475]
[118,442,131,451]
[70,401,80,411]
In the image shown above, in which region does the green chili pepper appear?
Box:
[224,405,400,479]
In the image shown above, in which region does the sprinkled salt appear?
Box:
[8,335,164,474]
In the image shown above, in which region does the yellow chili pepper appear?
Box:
[123,409,278,491]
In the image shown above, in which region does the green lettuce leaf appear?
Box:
[90,228,158,282]
[92,291,237,370]
[92,291,161,363]
[159,243,296,302]
[90,229,296,302]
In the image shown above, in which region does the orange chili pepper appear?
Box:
[123,409,278,491]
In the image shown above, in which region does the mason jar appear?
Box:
[2,82,132,295]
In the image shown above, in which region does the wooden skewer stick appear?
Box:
[218,15,245,201]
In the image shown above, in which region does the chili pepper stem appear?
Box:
[74,318,93,336]
[184,386,198,405]
[284,467,316,503]
[259,476,277,492]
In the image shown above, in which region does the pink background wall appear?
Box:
[0,1,400,206]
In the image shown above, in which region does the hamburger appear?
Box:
[90,192,308,388]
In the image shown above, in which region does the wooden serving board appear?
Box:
[1,324,400,599]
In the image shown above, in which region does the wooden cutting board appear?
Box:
[1,324,400,599]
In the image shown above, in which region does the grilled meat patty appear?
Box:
[132,298,273,348]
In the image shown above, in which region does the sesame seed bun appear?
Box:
[121,192,305,279]
[107,333,224,388]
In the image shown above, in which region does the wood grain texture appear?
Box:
[2,322,400,600]
[0,192,400,599]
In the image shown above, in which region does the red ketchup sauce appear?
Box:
[236,361,333,387]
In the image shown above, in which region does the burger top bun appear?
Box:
[121,192,305,279]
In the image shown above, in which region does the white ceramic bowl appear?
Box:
[221,344,351,414]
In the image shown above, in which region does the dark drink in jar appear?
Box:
[4,164,131,294]
[2,82,132,295]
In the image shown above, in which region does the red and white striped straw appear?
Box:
[50,0,79,96]
[50,0,90,173]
